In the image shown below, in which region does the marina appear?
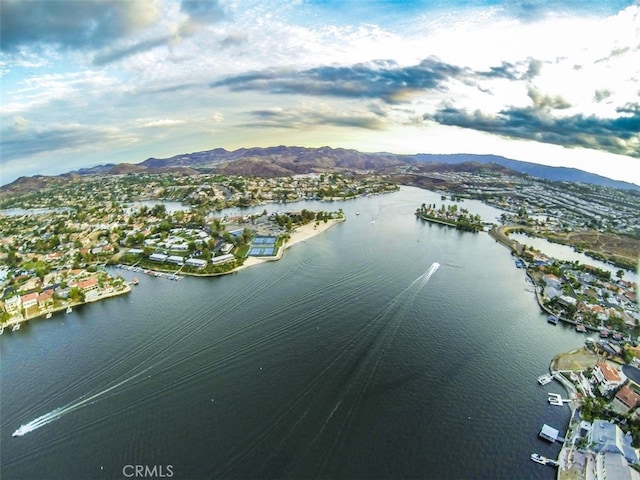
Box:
[115,264,184,281]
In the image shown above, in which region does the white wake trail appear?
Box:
[420,262,440,286]
[12,366,154,437]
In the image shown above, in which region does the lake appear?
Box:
[1,187,586,479]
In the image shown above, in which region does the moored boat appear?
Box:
[576,324,587,333]
[538,374,552,385]
[12,323,21,332]
[547,315,558,325]
[531,453,547,464]
[66,306,72,314]
[531,453,558,467]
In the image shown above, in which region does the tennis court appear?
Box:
[252,236,277,245]
[249,246,276,256]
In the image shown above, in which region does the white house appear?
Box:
[4,295,22,315]
[592,362,626,395]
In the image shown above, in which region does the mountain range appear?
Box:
[2,146,638,198]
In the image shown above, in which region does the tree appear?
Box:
[616,270,624,280]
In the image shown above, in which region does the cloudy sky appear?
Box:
[1,0,639,186]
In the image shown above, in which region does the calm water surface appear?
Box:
[2,187,586,479]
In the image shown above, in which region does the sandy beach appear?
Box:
[241,217,344,268]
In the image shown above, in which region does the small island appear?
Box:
[415,202,484,232]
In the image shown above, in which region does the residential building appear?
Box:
[592,362,626,395]
[21,292,38,310]
[613,385,640,414]
[4,295,22,316]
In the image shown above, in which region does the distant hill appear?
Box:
[141,145,407,174]
[411,154,639,191]
[2,146,637,199]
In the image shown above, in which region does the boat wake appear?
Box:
[12,368,151,437]
[420,262,440,286]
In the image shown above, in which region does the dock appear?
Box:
[531,453,559,467]
[539,424,566,442]
[547,392,571,406]
[116,264,184,281]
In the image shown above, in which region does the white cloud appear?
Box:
[0,0,638,185]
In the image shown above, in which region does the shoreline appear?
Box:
[237,217,345,270]
[1,283,132,329]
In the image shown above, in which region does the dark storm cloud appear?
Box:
[429,102,640,158]
[93,36,171,66]
[246,107,385,130]
[1,122,136,162]
[478,62,519,80]
[0,0,158,52]
[527,87,571,110]
[212,58,465,104]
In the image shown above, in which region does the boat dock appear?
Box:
[547,392,571,406]
[539,424,566,443]
[116,264,184,281]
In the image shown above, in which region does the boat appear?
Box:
[530,453,557,466]
[356,211,360,215]
[12,323,21,332]
[0,326,4,335]
[547,315,558,325]
[575,324,587,333]
[612,332,623,341]
[531,453,547,464]
[66,306,72,314]
[538,374,552,385]
[132,277,139,285]
[599,329,610,338]
[46,312,52,319]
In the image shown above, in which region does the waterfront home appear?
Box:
[77,278,99,295]
[592,362,626,396]
[149,253,168,263]
[185,258,207,269]
[588,420,638,465]
[4,295,22,316]
[612,385,640,415]
[37,289,54,309]
[167,255,185,265]
[21,292,38,310]
[210,254,235,265]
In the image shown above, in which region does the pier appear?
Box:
[547,392,571,406]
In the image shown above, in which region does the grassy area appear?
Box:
[551,347,602,371]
